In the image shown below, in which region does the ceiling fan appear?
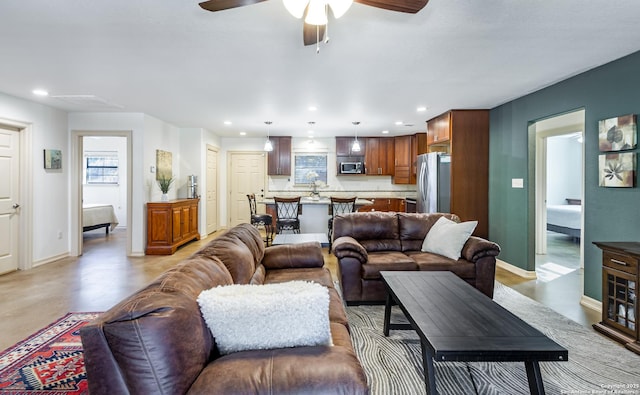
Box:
[199,0,429,46]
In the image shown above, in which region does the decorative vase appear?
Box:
[161,193,168,201]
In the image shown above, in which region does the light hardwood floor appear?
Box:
[0,228,600,351]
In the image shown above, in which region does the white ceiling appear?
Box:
[1,0,639,139]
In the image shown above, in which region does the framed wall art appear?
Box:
[599,152,636,188]
[155,149,172,181]
[43,149,62,169]
[598,114,637,152]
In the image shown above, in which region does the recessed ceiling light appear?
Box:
[224,120,232,125]
[308,106,317,111]
[32,89,49,96]
[239,131,246,136]
[381,130,389,134]
[395,121,403,125]
[417,106,427,112]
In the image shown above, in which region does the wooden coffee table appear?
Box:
[381,271,568,395]
[271,233,329,247]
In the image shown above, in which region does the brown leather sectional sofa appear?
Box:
[332,212,501,305]
[80,223,368,395]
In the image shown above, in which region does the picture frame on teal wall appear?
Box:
[599,152,636,187]
[598,114,637,152]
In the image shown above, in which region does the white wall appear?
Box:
[0,92,69,264]
[82,136,128,226]
[547,135,582,205]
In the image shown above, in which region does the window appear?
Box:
[86,152,119,184]
[294,154,327,185]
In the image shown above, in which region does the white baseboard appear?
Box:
[32,252,69,268]
[580,295,602,313]
[496,259,537,279]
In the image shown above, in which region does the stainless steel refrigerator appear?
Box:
[416,152,451,213]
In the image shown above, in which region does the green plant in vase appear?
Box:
[157,176,174,201]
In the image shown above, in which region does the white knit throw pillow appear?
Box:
[197,281,331,355]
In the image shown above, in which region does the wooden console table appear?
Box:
[592,242,639,355]
[146,198,200,255]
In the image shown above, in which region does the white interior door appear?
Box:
[0,126,20,274]
[206,146,218,234]
[228,152,266,227]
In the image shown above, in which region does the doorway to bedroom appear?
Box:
[534,109,584,285]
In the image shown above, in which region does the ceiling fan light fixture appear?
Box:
[328,0,352,18]
[283,0,308,18]
[305,0,328,25]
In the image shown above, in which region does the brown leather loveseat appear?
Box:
[332,212,500,305]
[80,223,368,394]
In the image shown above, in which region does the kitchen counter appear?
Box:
[260,197,372,233]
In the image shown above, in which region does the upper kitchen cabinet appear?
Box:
[426,109,490,238]
[336,136,366,157]
[427,112,451,148]
[365,137,395,175]
[267,136,291,175]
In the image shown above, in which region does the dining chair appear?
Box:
[274,196,301,234]
[328,196,357,250]
[247,193,274,245]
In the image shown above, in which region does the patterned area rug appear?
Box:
[347,282,640,395]
[0,313,100,395]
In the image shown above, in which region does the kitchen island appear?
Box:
[261,197,372,234]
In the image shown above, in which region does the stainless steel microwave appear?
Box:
[340,162,363,174]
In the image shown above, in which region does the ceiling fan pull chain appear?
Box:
[324,4,330,44]
[316,25,320,54]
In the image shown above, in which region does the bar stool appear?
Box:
[247,193,274,246]
[328,196,356,250]
[274,196,301,234]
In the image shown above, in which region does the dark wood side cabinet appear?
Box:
[593,241,640,355]
[146,198,200,255]
[267,136,291,175]
[365,137,395,175]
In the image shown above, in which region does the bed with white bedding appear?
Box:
[546,203,581,238]
[83,204,119,234]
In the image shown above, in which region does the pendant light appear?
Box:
[264,121,273,152]
[351,121,361,152]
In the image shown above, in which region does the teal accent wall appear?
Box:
[489,50,640,301]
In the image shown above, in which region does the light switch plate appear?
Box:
[512,178,524,188]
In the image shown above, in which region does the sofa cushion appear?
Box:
[197,281,331,355]
[187,323,368,394]
[407,251,477,279]
[332,212,402,252]
[361,251,417,280]
[421,216,477,260]
[398,212,460,251]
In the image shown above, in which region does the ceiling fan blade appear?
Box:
[354,0,429,13]
[303,22,326,46]
[199,0,268,12]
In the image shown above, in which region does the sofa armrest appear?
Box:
[461,236,500,262]
[332,236,368,264]
[262,241,324,269]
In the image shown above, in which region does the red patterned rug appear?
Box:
[0,312,101,395]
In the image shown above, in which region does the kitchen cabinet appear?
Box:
[365,137,395,175]
[427,112,451,147]
[357,197,405,212]
[426,110,489,238]
[267,136,291,175]
[336,136,366,157]
[393,135,412,184]
[146,199,200,255]
[593,242,640,355]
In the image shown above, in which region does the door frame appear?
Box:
[533,109,585,267]
[0,118,33,270]
[71,130,133,256]
[206,144,219,234]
